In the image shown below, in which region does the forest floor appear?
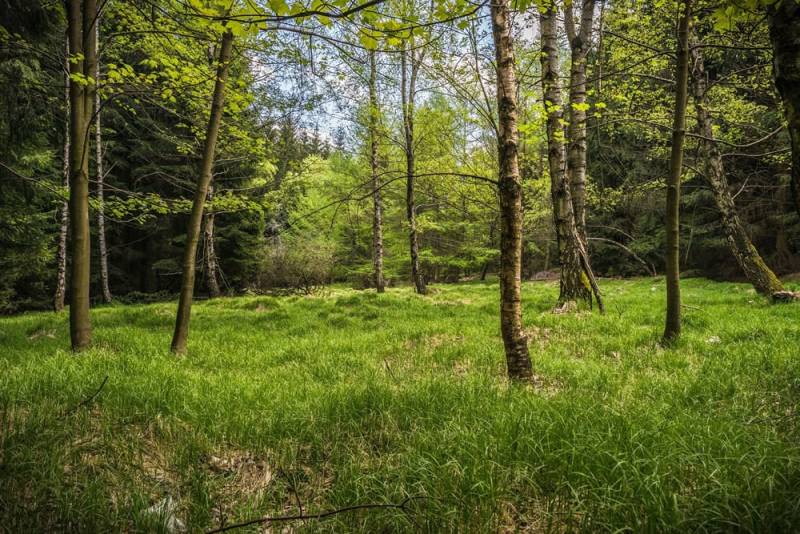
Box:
[1,278,799,532]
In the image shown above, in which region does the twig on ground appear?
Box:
[205,495,428,533]
[276,468,305,518]
[60,375,109,417]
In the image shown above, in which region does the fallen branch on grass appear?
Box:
[205,495,428,533]
[60,375,109,417]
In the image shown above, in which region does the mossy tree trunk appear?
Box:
[767,0,800,217]
[689,33,784,297]
[369,50,385,293]
[491,0,533,381]
[171,30,234,354]
[540,5,602,312]
[564,0,595,245]
[663,0,692,343]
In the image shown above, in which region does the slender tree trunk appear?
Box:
[171,30,234,354]
[689,35,784,297]
[369,50,385,293]
[565,0,605,312]
[540,6,600,311]
[204,184,221,298]
[564,0,595,245]
[663,0,692,343]
[67,0,97,350]
[401,45,427,294]
[767,0,800,217]
[491,0,533,381]
[95,17,111,304]
[54,36,70,312]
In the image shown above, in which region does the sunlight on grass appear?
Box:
[1,278,799,531]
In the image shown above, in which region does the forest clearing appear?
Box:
[3,0,800,531]
[2,279,799,531]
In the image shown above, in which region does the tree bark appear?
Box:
[663,0,691,343]
[401,44,427,294]
[767,0,800,217]
[540,6,601,311]
[95,17,112,304]
[171,30,234,354]
[369,50,385,293]
[564,0,595,245]
[689,34,784,297]
[66,0,97,350]
[491,0,533,381]
[54,35,70,313]
[204,184,221,298]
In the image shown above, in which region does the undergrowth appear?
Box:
[1,278,799,532]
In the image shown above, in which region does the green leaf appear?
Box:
[269,0,290,16]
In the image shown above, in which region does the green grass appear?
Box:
[1,278,799,532]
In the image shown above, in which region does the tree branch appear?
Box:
[205,496,426,533]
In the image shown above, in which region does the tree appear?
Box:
[564,0,596,246]
[540,3,602,312]
[171,28,234,354]
[401,41,428,294]
[689,30,785,298]
[95,15,111,304]
[204,184,222,298]
[662,0,692,343]
[491,0,533,381]
[54,35,70,312]
[766,0,800,217]
[66,0,98,350]
[368,50,386,292]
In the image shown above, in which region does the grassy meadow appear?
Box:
[1,278,799,532]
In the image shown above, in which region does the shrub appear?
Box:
[251,235,336,295]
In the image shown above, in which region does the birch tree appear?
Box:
[95,16,111,304]
[491,0,533,380]
[689,31,785,298]
[54,35,70,313]
[540,4,603,311]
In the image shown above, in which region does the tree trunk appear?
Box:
[369,50,385,293]
[689,34,784,297]
[95,17,112,304]
[401,45,427,294]
[54,35,70,313]
[540,6,600,311]
[564,0,595,245]
[204,184,221,298]
[171,30,234,354]
[767,0,800,217]
[66,0,97,350]
[663,0,691,343]
[491,0,533,381]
